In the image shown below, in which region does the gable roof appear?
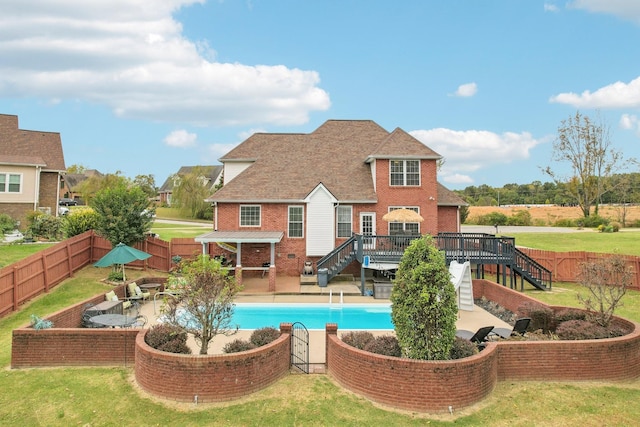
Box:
[212,120,443,203]
[64,170,104,190]
[0,114,66,171]
[437,183,468,207]
[159,165,223,192]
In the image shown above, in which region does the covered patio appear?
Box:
[195,230,284,291]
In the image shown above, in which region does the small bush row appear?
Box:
[340,331,478,360]
[145,324,191,354]
[222,327,281,353]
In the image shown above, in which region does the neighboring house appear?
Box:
[159,165,223,206]
[198,120,467,279]
[0,114,66,227]
[61,169,103,202]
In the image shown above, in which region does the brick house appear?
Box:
[197,120,466,283]
[158,165,223,206]
[0,114,66,227]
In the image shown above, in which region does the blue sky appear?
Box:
[2,1,640,190]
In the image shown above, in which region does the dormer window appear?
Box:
[390,160,420,186]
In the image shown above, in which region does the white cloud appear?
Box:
[453,82,477,97]
[0,0,330,126]
[440,173,474,185]
[205,142,239,162]
[549,76,640,108]
[410,128,546,184]
[568,0,640,23]
[238,128,268,140]
[544,3,559,12]
[620,113,640,135]
[164,129,197,148]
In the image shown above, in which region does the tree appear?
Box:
[390,235,457,360]
[543,111,623,217]
[90,183,153,246]
[77,171,130,205]
[133,174,157,199]
[577,254,632,327]
[66,164,87,174]
[163,254,242,354]
[171,167,212,219]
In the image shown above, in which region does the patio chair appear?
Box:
[456,325,495,344]
[132,314,148,328]
[105,290,132,310]
[81,303,105,328]
[490,318,531,339]
[127,282,150,302]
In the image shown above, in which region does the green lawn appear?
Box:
[508,231,640,255]
[0,242,55,268]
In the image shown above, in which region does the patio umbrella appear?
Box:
[94,242,151,281]
[382,208,424,223]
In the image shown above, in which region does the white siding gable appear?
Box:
[224,162,252,184]
[304,184,336,256]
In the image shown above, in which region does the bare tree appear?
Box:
[577,254,632,327]
[163,254,242,354]
[543,111,624,217]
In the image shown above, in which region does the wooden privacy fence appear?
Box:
[0,231,210,319]
[484,248,640,290]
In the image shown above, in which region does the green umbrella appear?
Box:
[94,242,152,281]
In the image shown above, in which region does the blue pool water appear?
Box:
[169,303,394,330]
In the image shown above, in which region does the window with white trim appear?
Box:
[288,206,304,238]
[336,205,352,238]
[390,160,420,186]
[0,173,21,193]
[240,205,261,227]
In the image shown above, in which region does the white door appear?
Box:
[360,213,376,249]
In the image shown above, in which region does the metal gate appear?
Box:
[290,322,309,374]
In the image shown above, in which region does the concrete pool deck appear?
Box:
[138,276,511,368]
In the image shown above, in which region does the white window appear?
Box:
[336,205,352,238]
[390,160,420,186]
[0,173,21,193]
[288,206,304,238]
[240,205,261,227]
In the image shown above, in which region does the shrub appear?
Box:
[63,208,99,237]
[0,213,17,234]
[610,222,621,232]
[449,336,478,359]
[476,212,508,226]
[506,210,532,226]
[363,335,401,357]
[145,324,191,354]
[517,302,554,333]
[556,320,611,340]
[581,215,609,228]
[30,314,53,330]
[28,214,63,240]
[341,331,375,350]
[249,327,280,347]
[223,339,256,353]
[553,218,577,228]
[108,271,124,282]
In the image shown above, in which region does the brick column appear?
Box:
[268,266,276,292]
[235,266,242,287]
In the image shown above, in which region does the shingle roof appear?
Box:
[437,183,468,206]
[212,120,444,203]
[0,114,66,171]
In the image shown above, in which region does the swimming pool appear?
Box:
[168,303,394,330]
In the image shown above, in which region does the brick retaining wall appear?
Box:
[134,324,292,402]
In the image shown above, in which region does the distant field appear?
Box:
[468,205,640,226]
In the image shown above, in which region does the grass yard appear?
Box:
[0,242,55,268]
[508,231,640,255]
[150,221,212,240]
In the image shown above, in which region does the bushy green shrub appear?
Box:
[553,218,577,227]
[476,212,508,226]
[341,331,375,350]
[0,213,17,234]
[249,327,280,347]
[222,339,256,353]
[63,208,99,237]
[581,215,609,228]
[107,271,124,282]
[506,210,532,226]
[610,222,621,232]
[145,324,191,354]
[363,335,401,357]
[449,336,478,359]
[28,214,63,240]
[517,302,554,333]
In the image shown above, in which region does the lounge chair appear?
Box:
[456,325,495,344]
[491,318,531,339]
[127,282,150,302]
[105,290,132,310]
